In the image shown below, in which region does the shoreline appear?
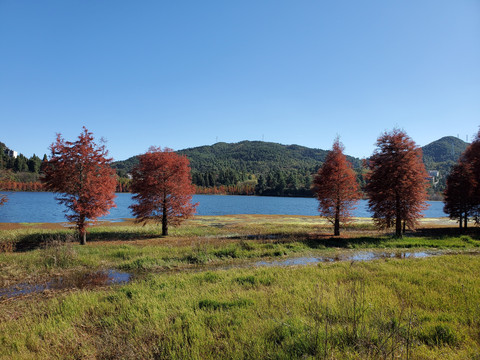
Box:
[0,214,459,230]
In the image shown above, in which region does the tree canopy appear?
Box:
[43,128,117,244]
[313,138,361,236]
[443,161,476,229]
[129,147,197,236]
[444,130,480,228]
[365,129,429,237]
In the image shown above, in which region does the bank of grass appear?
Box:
[1,254,479,359]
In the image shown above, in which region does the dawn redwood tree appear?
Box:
[443,161,476,230]
[461,130,480,223]
[365,129,429,237]
[313,138,361,236]
[444,129,480,227]
[43,127,117,245]
[129,147,197,236]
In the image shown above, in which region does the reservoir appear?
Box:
[0,192,447,223]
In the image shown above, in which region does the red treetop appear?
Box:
[364,129,429,236]
[129,147,197,236]
[313,138,361,235]
[43,127,117,244]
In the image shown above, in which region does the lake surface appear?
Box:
[0,192,447,223]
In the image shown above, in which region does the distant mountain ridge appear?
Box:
[422,136,469,166]
[0,136,471,196]
[112,140,362,177]
[112,136,469,175]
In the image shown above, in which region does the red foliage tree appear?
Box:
[43,127,117,244]
[129,147,197,236]
[444,129,480,227]
[462,130,480,222]
[443,161,476,229]
[364,129,429,237]
[313,138,361,235]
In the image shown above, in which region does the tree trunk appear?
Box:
[464,214,468,229]
[334,215,340,236]
[403,220,406,234]
[79,215,86,245]
[459,214,463,230]
[395,195,402,237]
[162,207,168,236]
[334,203,340,236]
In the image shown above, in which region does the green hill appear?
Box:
[422,136,468,166]
[112,140,362,176]
[112,141,364,196]
[111,136,471,196]
[421,136,469,197]
[1,135,471,197]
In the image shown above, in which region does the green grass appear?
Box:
[1,255,479,359]
[1,216,479,358]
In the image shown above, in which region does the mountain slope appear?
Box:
[112,140,362,176]
[422,136,469,166]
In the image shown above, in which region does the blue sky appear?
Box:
[1,1,479,160]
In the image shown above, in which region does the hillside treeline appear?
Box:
[0,142,47,186]
[113,141,365,197]
[0,137,469,198]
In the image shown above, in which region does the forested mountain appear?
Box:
[112,141,364,196]
[421,136,469,197]
[112,137,470,196]
[422,136,468,166]
[113,141,362,175]
[0,136,472,197]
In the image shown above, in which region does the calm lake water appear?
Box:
[0,192,447,223]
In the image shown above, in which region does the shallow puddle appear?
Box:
[254,250,437,267]
[0,270,130,299]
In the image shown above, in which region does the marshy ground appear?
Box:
[1,215,479,359]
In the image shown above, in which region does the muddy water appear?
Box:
[0,270,130,299]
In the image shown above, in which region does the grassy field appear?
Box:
[1,215,479,359]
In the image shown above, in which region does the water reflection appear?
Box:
[0,270,130,299]
[255,251,436,267]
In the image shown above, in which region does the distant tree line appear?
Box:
[0,142,46,174]
[0,142,47,191]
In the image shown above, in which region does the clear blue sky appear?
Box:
[1,1,479,161]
